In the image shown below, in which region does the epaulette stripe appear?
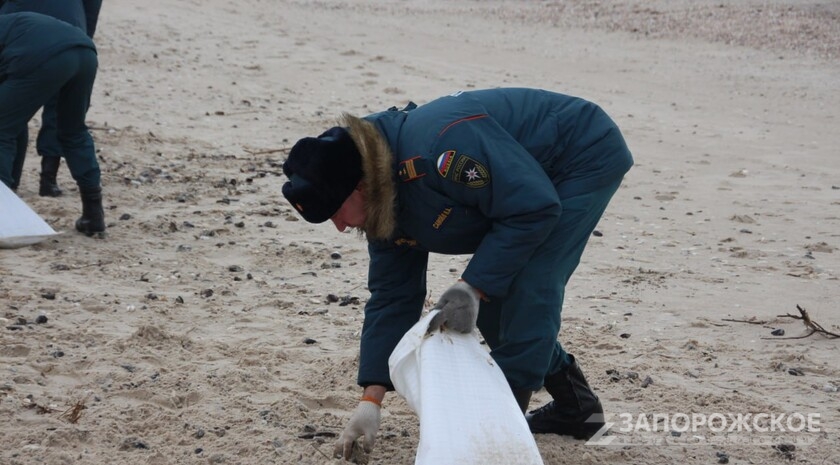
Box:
[438,114,488,137]
[398,156,426,182]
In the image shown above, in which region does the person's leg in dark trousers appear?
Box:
[0,77,53,190]
[476,178,623,438]
[54,47,104,235]
[37,96,65,196]
[10,128,28,190]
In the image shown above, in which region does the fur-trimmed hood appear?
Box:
[340,113,397,240]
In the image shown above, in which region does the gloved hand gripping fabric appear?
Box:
[428,281,480,333]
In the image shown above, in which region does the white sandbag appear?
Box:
[0,182,59,248]
[389,310,544,465]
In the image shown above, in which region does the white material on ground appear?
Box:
[0,183,58,248]
[389,310,544,465]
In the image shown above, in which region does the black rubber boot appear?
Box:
[39,156,63,197]
[526,354,604,439]
[512,389,533,415]
[75,186,106,236]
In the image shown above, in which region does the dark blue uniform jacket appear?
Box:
[0,0,101,37]
[357,88,633,388]
[0,12,95,79]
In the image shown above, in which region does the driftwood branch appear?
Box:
[768,305,840,340]
[722,318,768,325]
[242,146,292,156]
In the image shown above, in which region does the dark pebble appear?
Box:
[52,351,64,358]
[228,265,243,272]
[41,292,56,300]
[195,448,203,454]
[788,368,804,376]
[592,230,603,237]
[175,296,184,304]
[326,294,339,303]
[330,252,342,260]
[716,451,730,464]
[620,333,631,338]
[35,315,48,324]
[119,213,132,220]
[339,295,360,306]
[773,443,796,459]
[234,221,245,228]
[670,430,681,437]
[200,289,214,298]
[774,444,795,453]
[120,437,148,450]
[641,375,653,388]
[194,429,205,439]
[771,328,785,336]
[303,338,317,345]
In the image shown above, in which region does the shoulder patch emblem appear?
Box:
[450,155,490,188]
[436,150,456,177]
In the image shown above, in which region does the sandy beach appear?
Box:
[2,0,839,463]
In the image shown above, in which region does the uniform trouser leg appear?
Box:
[475,178,624,391]
[38,97,64,196]
[10,128,28,189]
[37,96,63,158]
[0,81,47,189]
[54,48,99,189]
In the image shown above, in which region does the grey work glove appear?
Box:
[334,400,381,460]
[428,281,480,334]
